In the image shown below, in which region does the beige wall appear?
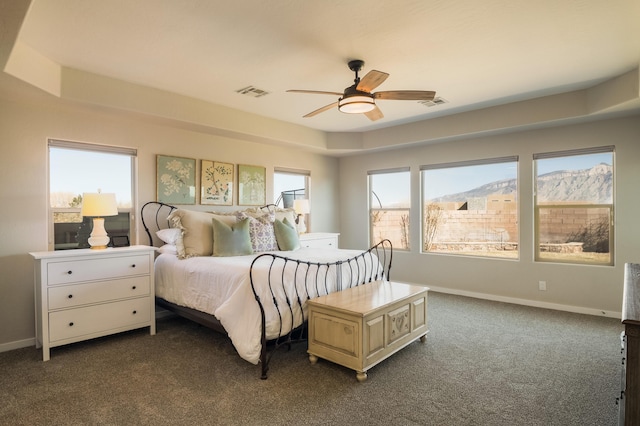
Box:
[0,93,339,350]
[2,80,639,351]
[339,115,640,315]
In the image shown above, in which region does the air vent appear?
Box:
[419,97,448,107]
[236,86,270,98]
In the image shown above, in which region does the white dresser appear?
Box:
[30,245,156,361]
[299,232,339,248]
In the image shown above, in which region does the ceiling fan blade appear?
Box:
[303,101,339,118]
[364,105,384,121]
[287,89,343,96]
[356,70,389,93]
[374,90,436,101]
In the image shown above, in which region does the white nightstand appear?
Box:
[30,245,156,361]
[299,232,340,249]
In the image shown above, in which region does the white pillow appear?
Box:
[274,208,297,227]
[156,228,182,246]
[157,244,178,255]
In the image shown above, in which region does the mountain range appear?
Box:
[431,163,613,204]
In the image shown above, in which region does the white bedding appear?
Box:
[155,247,381,364]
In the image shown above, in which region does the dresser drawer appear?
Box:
[49,297,151,342]
[31,245,157,361]
[48,276,150,310]
[47,254,150,285]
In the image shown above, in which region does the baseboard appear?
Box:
[420,284,622,319]
[0,291,620,355]
[0,337,35,353]
[0,311,175,355]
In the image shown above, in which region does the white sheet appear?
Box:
[155,247,382,364]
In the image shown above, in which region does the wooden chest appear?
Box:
[307,280,429,381]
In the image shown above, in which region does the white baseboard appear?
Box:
[0,290,621,355]
[0,311,175,355]
[0,337,35,354]
[419,284,622,319]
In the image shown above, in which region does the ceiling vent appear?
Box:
[236,86,270,98]
[419,97,448,107]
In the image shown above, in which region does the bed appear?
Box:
[141,201,392,379]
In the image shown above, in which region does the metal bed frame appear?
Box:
[141,201,393,379]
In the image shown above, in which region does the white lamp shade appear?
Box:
[80,192,118,217]
[293,199,310,215]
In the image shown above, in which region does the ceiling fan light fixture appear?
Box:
[338,95,375,114]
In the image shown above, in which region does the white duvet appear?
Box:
[155,247,382,364]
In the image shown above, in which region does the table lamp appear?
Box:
[80,191,118,249]
[293,199,310,234]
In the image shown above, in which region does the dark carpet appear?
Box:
[0,292,624,425]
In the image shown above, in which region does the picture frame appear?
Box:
[201,160,234,205]
[156,155,196,204]
[110,235,130,248]
[237,164,266,206]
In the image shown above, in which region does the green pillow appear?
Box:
[212,217,253,256]
[274,217,300,251]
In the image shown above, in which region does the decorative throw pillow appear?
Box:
[274,217,301,251]
[236,211,278,252]
[211,217,253,257]
[168,209,236,258]
[246,206,297,230]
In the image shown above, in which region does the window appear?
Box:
[273,168,309,208]
[421,157,518,258]
[534,146,614,265]
[49,140,136,250]
[369,168,410,250]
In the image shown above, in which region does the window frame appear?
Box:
[420,156,519,259]
[533,146,614,266]
[274,167,310,229]
[48,139,137,251]
[273,167,310,207]
[368,167,411,251]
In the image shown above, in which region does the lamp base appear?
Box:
[88,217,110,250]
[296,215,307,234]
[88,244,109,250]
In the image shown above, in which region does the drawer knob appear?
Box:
[68,294,73,299]
[69,322,74,327]
[67,270,73,275]
[132,310,137,315]
[132,286,137,290]
[131,264,136,268]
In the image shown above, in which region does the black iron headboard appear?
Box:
[140,201,178,247]
[140,202,290,247]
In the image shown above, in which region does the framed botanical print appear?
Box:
[237,164,266,206]
[156,155,196,204]
[201,160,234,205]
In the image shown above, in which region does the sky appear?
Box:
[374,152,612,205]
[50,148,132,207]
[273,173,306,205]
[52,150,308,208]
[50,147,612,209]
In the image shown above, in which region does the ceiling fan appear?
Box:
[287,59,436,121]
